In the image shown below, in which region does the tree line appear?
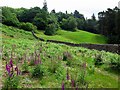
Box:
[1,1,120,44]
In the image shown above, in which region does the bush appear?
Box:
[3,76,20,89]
[61,16,77,31]
[32,64,44,78]
[2,7,20,27]
[94,55,103,66]
[44,23,58,35]
[19,22,37,31]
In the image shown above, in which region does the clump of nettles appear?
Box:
[63,51,72,61]
[63,51,73,66]
[31,53,43,78]
[32,64,44,78]
[94,55,103,66]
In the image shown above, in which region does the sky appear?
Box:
[0,0,119,19]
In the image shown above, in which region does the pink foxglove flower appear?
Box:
[15,66,19,75]
[9,58,13,67]
[62,81,64,90]
[66,69,69,80]
[71,79,75,87]
[6,64,10,74]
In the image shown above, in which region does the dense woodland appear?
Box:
[2,1,120,43]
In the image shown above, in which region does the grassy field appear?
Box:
[35,29,108,44]
[1,25,119,88]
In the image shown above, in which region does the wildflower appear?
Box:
[38,54,42,64]
[62,81,64,90]
[83,62,87,68]
[6,64,10,74]
[71,79,75,87]
[34,60,39,65]
[15,66,19,75]
[9,58,13,67]
[66,68,69,80]
[9,72,13,77]
[75,83,78,90]
[6,63,13,77]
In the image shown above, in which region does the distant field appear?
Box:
[36,29,108,44]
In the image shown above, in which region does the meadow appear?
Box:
[35,29,107,44]
[1,25,120,89]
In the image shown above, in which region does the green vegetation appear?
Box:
[1,24,119,88]
[36,29,107,44]
[2,4,120,43]
[1,1,120,89]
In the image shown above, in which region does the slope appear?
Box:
[36,29,108,44]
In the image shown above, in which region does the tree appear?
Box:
[51,9,56,13]
[19,22,37,31]
[2,7,19,27]
[33,10,48,30]
[76,18,85,30]
[61,16,77,31]
[98,7,120,43]
[44,14,59,35]
[44,23,58,35]
[91,13,96,21]
[17,7,41,22]
[74,10,84,19]
[67,16,77,31]
[42,0,48,11]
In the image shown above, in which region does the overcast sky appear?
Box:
[0,0,119,19]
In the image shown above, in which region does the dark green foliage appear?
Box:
[85,18,98,34]
[74,10,84,19]
[61,16,77,31]
[2,7,20,27]
[44,23,58,35]
[22,60,29,72]
[94,55,103,66]
[33,10,48,30]
[76,18,85,30]
[3,76,20,89]
[32,65,44,78]
[44,14,59,35]
[17,7,41,22]
[98,7,120,43]
[51,9,56,13]
[56,12,69,22]
[110,56,120,70]
[42,0,48,11]
[63,51,72,61]
[19,22,37,31]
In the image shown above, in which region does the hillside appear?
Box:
[35,29,107,44]
[1,25,120,88]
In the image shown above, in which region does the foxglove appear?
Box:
[62,81,64,90]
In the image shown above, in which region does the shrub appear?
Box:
[44,23,58,35]
[94,55,103,66]
[3,76,20,89]
[63,51,72,61]
[32,64,44,78]
[19,22,37,31]
[22,60,29,72]
[2,7,20,27]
